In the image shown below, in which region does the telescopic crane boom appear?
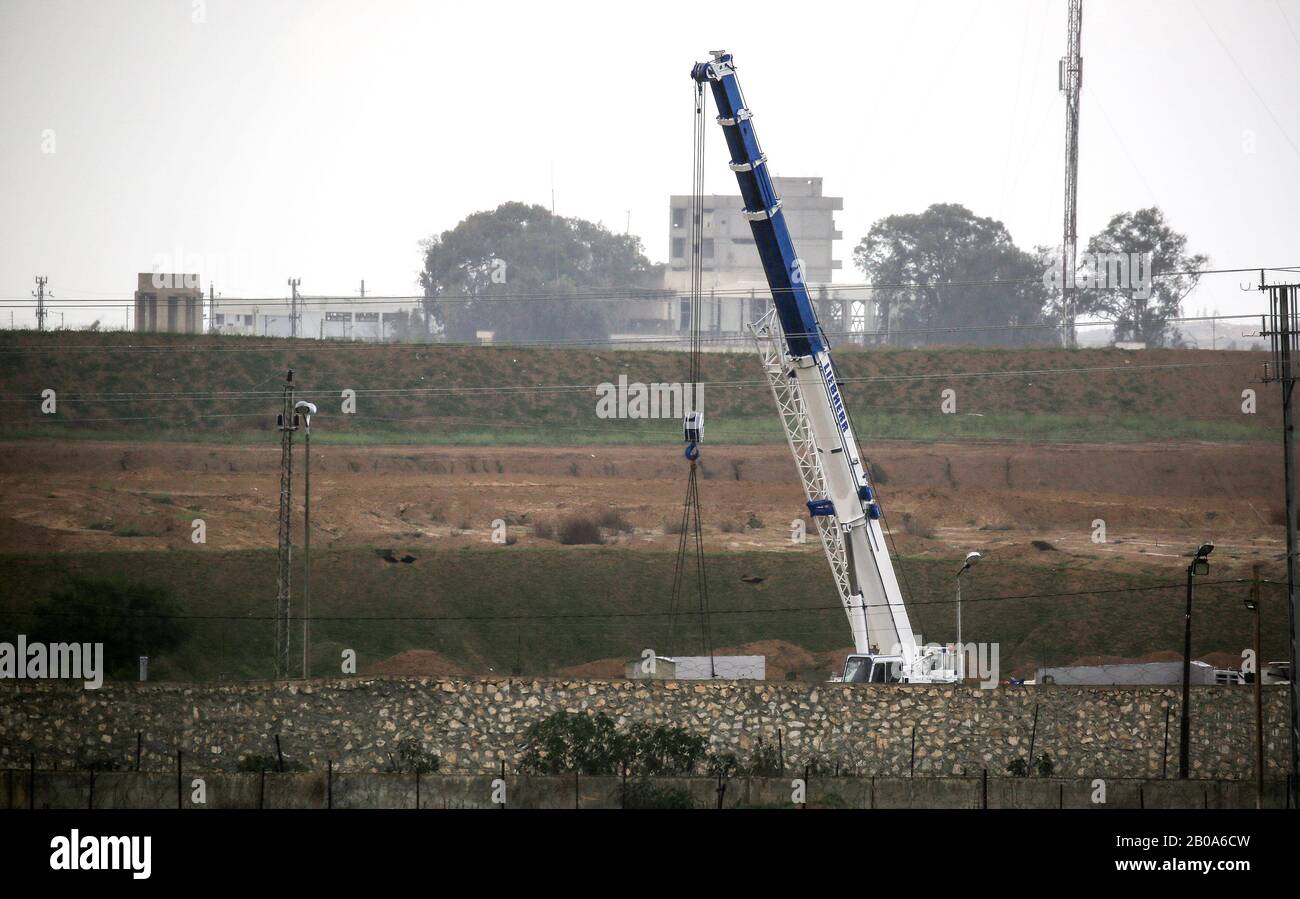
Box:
[690,51,957,683]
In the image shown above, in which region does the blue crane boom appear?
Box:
[689,53,825,360]
[691,51,958,684]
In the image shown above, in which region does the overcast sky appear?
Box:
[1,0,1297,328]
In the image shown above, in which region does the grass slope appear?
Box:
[0,331,1274,445]
[0,546,1282,683]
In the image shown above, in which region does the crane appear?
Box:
[690,51,960,684]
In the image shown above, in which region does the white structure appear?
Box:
[212,296,421,341]
[670,655,766,680]
[1035,661,1216,686]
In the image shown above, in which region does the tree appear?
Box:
[29,578,189,678]
[418,202,664,343]
[851,203,1050,346]
[1082,207,1206,347]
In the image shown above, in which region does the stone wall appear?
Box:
[0,676,1289,778]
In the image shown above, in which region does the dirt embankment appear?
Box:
[0,439,1284,574]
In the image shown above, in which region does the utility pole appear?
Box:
[208,283,217,334]
[295,400,316,679]
[1059,0,1083,349]
[274,370,299,679]
[1259,277,1299,785]
[33,276,49,332]
[1247,564,1263,809]
[288,278,301,339]
[1180,543,1213,779]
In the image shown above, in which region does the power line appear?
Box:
[0,265,1293,310]
[0,314,1269,355]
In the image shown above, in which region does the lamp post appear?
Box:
[295,400,317,679]
[1179,543,1213,779]
[956,552,981,680]
[1245,564,1263,809]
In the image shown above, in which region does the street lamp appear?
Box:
[1179,542,1213,779]
[295,400,317,679]
[956,551,981,680]
[1245,564,1263,809]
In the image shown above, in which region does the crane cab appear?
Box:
[839,654,905,684]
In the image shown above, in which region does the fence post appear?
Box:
[982,768,988,809]
[135,731,142,771]
[29,752,35,811]
[275,735,284,772]
[327,759,332,810]
[802,764,809,810]
[910,728,916,777]
[415,769,420,811]
[777,729,785,778]
[500,760,507,810]
[88,763,95,811]
[574,770,579,810]
[1027,702,1039,772]
[259,769,265,809]
[1161,705,1170,779]
[176,750,182,810]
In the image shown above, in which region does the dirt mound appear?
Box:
[366,650,470,677]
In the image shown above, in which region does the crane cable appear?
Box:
[666,81,715,675]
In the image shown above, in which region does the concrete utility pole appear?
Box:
[295,400,317,679]
[33,276,49,332]
[208,283,217,334]
[288,278,301,338]
[274,370,299,679]
[1247,564,1263,809]
[1059,0,1083,349]
[1259,278,1299,785]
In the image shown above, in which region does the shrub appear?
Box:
[621,779,696,809]
[518,712,705,776]
[531,519,555,540]
[388,737,440,774]
[595,508,632,532]
[558,514,603,545]
[741,742,783,777]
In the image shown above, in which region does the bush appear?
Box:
[558,514,603,545]
[595,508,632,533]
[518,712,706,776]
[531,519,555,540]
[740,742,783,777]
[621,779,696,809]
[388,737,440,774]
